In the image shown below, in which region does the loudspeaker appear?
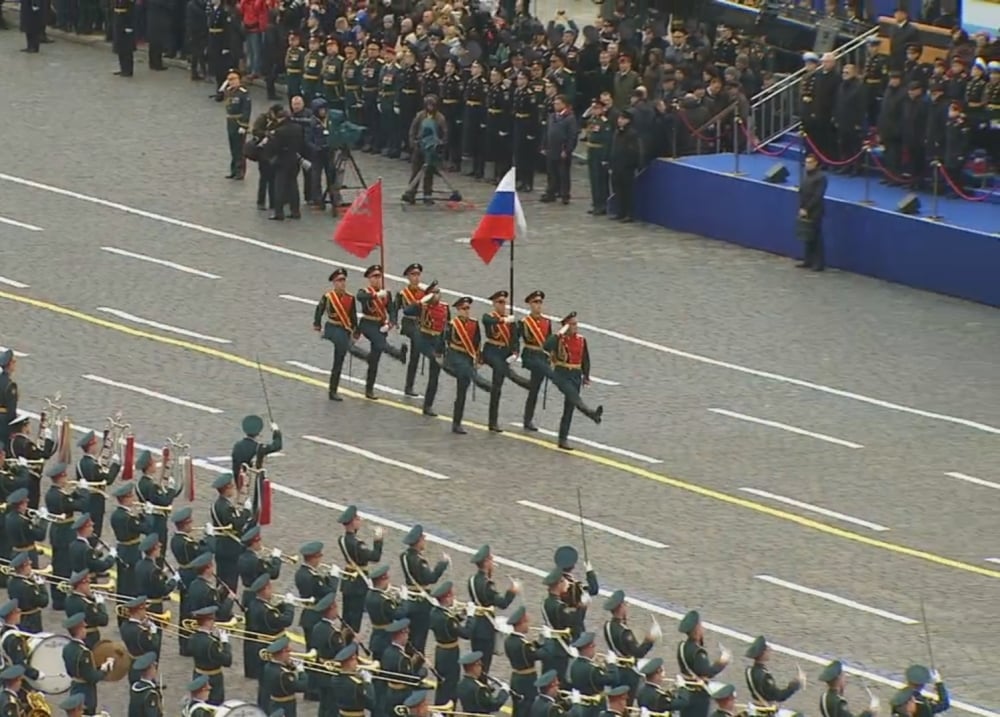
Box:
[897,193,921,214]
[764,163,789,184]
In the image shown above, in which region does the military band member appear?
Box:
[0,599,39,684]
[404,689,432,717]
[396,263,428,397]
[135,450,181,548]
[121,596,161,686]
[247,574,295,680]
[445,297,493,434]
[400,524,450,653]
[238,525,282,610]
[232,414,282,491]
[185,553,236,625]
[481,291,532,433]
[314,269,368,401]
[708,684,741,717]
[892,688,916,717]
[540,568,581,682]
[62,612,112,713]
[0,664,27,716]
[76,430,122,540]
[818,660,876,717]
[458,650,510,714]
[677,611,730,717]
[135,534,178,622]
[532,670,568,717]
[364,564,407,661]
[384,618,431,715]
[636,658,690,713]
[6,552,47,633]
[504,606,543,717]
[307,592,344,708]
[188,605,233,705]
[357,264,409,399]
[568,632,619,716]
[0,351,18,452]
[262,635,309,716]
[69,514,115,576]
[603,590,656,702]
[128,651,163,717]
[64,570,109,649]
[296,541,338,632]
[338,504,384,632]
[519,291,555,432]
[170,506,208,655]
[601,685,630,717]
[185,674,215,717]
[333,641,377,716]
[209,472,253,593]
[904,664,949,717]
[544,313,604,450]
[7,413,55,509]
[468,544,519,674]
[59,693,88,717]
[45,463,88,611]
[744,636,801,710]
[429,580,470,705]
[4,489,44,568]
[110,482,153,624]
[554,546,598,638]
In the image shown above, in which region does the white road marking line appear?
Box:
[0,347,29,358]
[709,408,864,449]
[302,435,451,480]
[0,277,30,289]
[285,360,406,397]
[453,237,471,244]
[506,422,661,464]
[518,500,668,548]
[945,471,1000,491]
[95,307,232,344]
[740,488,889,532]
[986,558,1000,565]
[100,246,221,279]
[13,411,996,717]
[586,376,620,387]
[754,575,918,625]
[203,452,284,462]
[82,374,224,414]
[0,216,43,232]
[2,173,998,438]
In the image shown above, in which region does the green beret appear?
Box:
[315,592,338,612]
[43,462,69,479]
[299,541,324,557]
[190,553,213,570]
[266,635,291,654]
[542,568,564,587]
[63,613,87,630]
[192,606,218,619]
[69,570,89,587]
[431,581,453,599]
[125,595,148,610]
[241,525,262,544]
[0,600,19,619]
[139,533,159,553]
[250,574,272,592]
[59,694,86,711]
[242,415,264,436]
[459,651,483,666]
[639,657,664,676]
[187,674,211,692]
[745,635,767,659]
[369,564,389,580]
[710,683,736,701]
[905,665,931,685]
[890,688,914,709]
[135,449,154,472]
[77,430,97,449]
[386,618,410,634]
[171,506,193,525]
[553,545,578,570]
[133,652,157,672]
[403,524,424,546]
[112,482,135,499]
[0,664,25,682]
[338,505,358,524]
[605,685,630,698]
[404,690,430,708]
[604,589,625,612]
[71,513,92,531]
[9,553,30,570]
[678,610,700,634]
[212,473,235,490]
[535,670,559,689]
[571,632,594,649]
[471,544,491,564]
[818,660,843,683]
[508,606,527,625]
[6,489,27,505]
[335,643,359,661]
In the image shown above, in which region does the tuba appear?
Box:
[24,691,52,717]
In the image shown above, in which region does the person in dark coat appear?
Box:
[185,0,208,80]
[146,0,172,70]
[112,0,136,78]
[888,6,919,71]
[811,53,841,162]
[541,94,578,204]
[924,80,949,164]
[833,63,865,173]
[609,109,642,223]
[877,71,906,183]
[19,0,45,53]
[797,153,827,272]
[941,102,970,195]
[263,108,305,221]
[901,81,929,188]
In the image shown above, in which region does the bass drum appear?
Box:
[216,700,268,716]
[26,633,71,695]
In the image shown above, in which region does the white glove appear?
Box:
[674,674,686,689]
[167,476,177,490]
[172,572,181,583]
[95,594,106,605]
[647,619,662,642]
[795,666,807,687]
[101,657,115,672]
[143,503,155,515]
[37,506,49,519]
[509,577,521,594]
[35,671,46,681]
[747,705,757,717]
[360,670,373,684]
[541,626,553,639]
[149,623,159,636]
[33,575,45,586]
[465,603,477,618]
[271,422,279,432]
[109,547,118,559]
[605,651,619,665]
[558,325,569,336]
[496,618,513,635]
[271,548,282,559]
[421,294,434,304]
[243,499,253,511]
[503,315,517,324]
[77,478,89,489]
[16,457,27,467]
[399,585,410,600]
[505,354,518,365]
[640,708,652,717]
[379,324,390,334]
[868,697,880,713]
[283,592,297,604]
[376,290,388,298]
[567,646,579,659]
[111,454,121,465]
[238,127,246,135]
[442,552,451,565]
[718,644,731,665]
[373,527,384,540]
[124,27,133,33]
[579,592,590,606]
[294,659,306,673]
[219,630,230,644]
[41,428,53,441]
[584,561,593,572]
[930,669,942,684]
[570,689,582,705]
[205,523,216,537]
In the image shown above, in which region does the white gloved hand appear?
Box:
[421,294,434,304]
[111,454,121,465]
[101,657,115,672]
[509,577,522,594]
[503,315,517,324]
[718,644,731,665]
[558,325,569,335]
[584,561,593,572]
[16,457,27,467]
[294,659,306,673]
[172,572,181,583]
[567,646,579,659]
[373,527,384,540]
[33,575,45,586]
[496,618,513,635]
[109,547,118,559]
[77,479,89,489]
[399,585,410,600]
[579,592,590,606]
[442,552,451,565]
[376,290,389,298]
[271,422,279,432]
[541,626,553,639]
[930,669,942,683]
[570,689,582,705]
[219,630,230,644]
[464,602,477,618]
[640,708,652,717]
[167,476,177,490]
[271,548,282,559]
[505,354,518,365]
[238,127,246,135]
[674,674,686,689]
[284,592,297,604]
[205,523,216,537]
[379,324,390,334]
[41,428,53,441]
[143,503,155,515]
[95,594,106,605]
[647,619,662,642]
[360,670,373,683]
[243,499,253,511]
[868,697,880,713]
[149,623,159,636]
[605,651,619,666]
[37,506,49,519]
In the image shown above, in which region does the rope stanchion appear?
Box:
[936,164,994,202]
[803,134,866,167]
[929,161,942,220]
[860,147,874,205]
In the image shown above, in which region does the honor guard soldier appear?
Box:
[513,73,540,191]
[5,488,44,568]
[296,541,338,633]
[120,596,160,685]
[468,545,519,674]
[0,350,18,452]
[533,670,568,717]
[818,660,877,717]
[307,592,344,707]
[111,483,155,625]
[45,463,88,611]
[135,534,178,620]
[62,612,113,713]
[285,31,306,99]
[744,636,802,711]
[464,61,489,178]
[445,296,493,435]
[457,650,510,714]
[486,67,513,182]
[69,514,115,576]
[429,581,470,705]
[322,39,345,108]
[904,664,949,717]
[601,685,630,717]
[401,281,449,416]
[603,590,657,702]
[210,472,253,593]
[8,413,55,509]
[636,658,690,713]
[238,525,282,611]
[186,553,236,621]
[481,291,532,432]
[333,642,377,716]
[129,651,163,717]
[64,571,109,649]
[503,606,543,717]
[6,552,48,633]
[314,269,369,401]
[0,664,27,716]
[400,524,450,652]
[136,450,181,548]
[540,568,580,682]
[544,312,604,449]
[59,693,88,717]
[261,635,309,715]
[188,605,232,705]
[185,674,215,716]
[232,414,282,491]
[396,263,428,397]
[170,506,208,655]
[338,504,383,632]
[224,70,252,180]
[357,264,409,399]
[676,611,730,717]
[519,291,554,432]
[892,688,916,717]
[421,55,442,104]
[0,599,40,681]
[302,34,324,101]
[554,546,598,638]
[365,565,407,662]
[568,632,619,716]
[246,574,295,680]
[76,429,122,540]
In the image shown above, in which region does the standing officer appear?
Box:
[457,651,509,713]
[302,34,324,102]
[6,551,49,633]
[120,596,161,686]
[68,514,116,576]
[744,636,802,710]
[170,506,209,656]
[468,545,519,674]
[356,264,408,400]
[342,44,363,126]
[62,612,113,713]
[464,61,489,179]
[207,0,234,99]
[0,350,17,452]
[797,153,828,271]
[111,0,136,77]
[322,38,345,109]
[128,651,163,717]
[636,658,690,713]
[401,282,449,417]
[314,268,369,402]
[512,72,539,191]
[337,504,383,633]
[584,99,612,215]
[110,483,154,625]
[503,606,542,717]
[361,40,385,152]
[603,589,657,701]
[378,49,403,158]
[209,472,253,593]
[76,430,122,541]
[399,49,423,158]
[541,95,578,204]
[676,610,731,717]
[519,290,554,433]
[441,59,464,171]
[45,463,88,611]
[399,524,450,653]
[429,581,470,706]
[543,313,604,450]
[284,31,306,100]
[444,297,493,435]
[188,605,233,705]
[224,70,252,180]
[481,291,531,433]
[486,66,513,183]
[395,263,428,397]
[818,660,878,717]
[135,450,180,549]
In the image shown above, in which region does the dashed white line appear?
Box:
[95,307,232,344]
[517,500,668,548]
[740,488,889,532]
[82,374,224,414]
[945,471,1000,491]
[302,435,451,480]
[0,277,30,289]
[0,216,43,232]
[506,423,661,464]
[101,246,221,279]
[285,360,406,397]
[709,408,864,449]
[754,575,918,625]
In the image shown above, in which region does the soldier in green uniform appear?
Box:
[481,290,532,432]
[817,660,877,717]
[187,605,233,705]
[6,552,48,633]
[468,544,519,674]
[8,413,55,510]
[170,506,209,655]
[707,684,738,717]
[261,635,309,715]
[110,482,153,625]
[185,674,215,717]
[540,568,580,683]
[503,605,543,717]
[400,524,450,653]
[0,351,17,453]
[567,632,619,717]
[395,263,428,397]
[307,592,344,709]
[518,290,554,432]
[338,504,384,632]
[598,685,629,717]
[0,599,39,683]
[548,54,576,106]
[314,269,370,401]
[135,450,181,548]
[635,658,689,713]
[365,565,408,663]
[76,430,121,541]
[5,488,45,568]
[904,665,949,717]
[231,414,282,489]
[64,571,110,649]
[61,612,112,713]
[185,553,236,625]
[247,574,295,680]
[584,100,612,215]
[444,297,493,435]
[356,264,409,400]
[285,31,306,100]
[209,472,253,593]
[533,670,569,717]
[238,525,282,613]
[69,513,115,576]
[134,533,179,621]
[554,546,598,640]
[677,611,730,717]
[602,590,656,703]
[544,313,604,450]
[322,39,345,109]
[45,463,88,611]
[401,281,451,416]
[382,618,431,717]
[743,636,801,710]
[361,41,385,151]
[302,34,324,102]
[128,651,163,717]
[379,48,403,158]
[457,650,510,714]
[342,45,364,126]
[295,541,338,634]
[223,70,251,180]
[0,664,28,715]
[892,688,916,717]
[120,596,161,686]
[403,689,432,717]
[333,642,377,716]
[429,580,470,705]
[59,693,88,717]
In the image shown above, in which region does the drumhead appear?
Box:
[219,700,268,716]
[27,634,72,695]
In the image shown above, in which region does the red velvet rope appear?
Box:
[802,133,866,166]
[935,164,994,202]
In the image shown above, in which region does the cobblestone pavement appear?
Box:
[0,26,999,717]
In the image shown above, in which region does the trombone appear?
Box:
[191,523,241,540]
[64,480,111,499]
[114,605,173,626]
[279,649,437,687]
[260,546,300,566]
[55,579,117,595]
[394,702,455,716]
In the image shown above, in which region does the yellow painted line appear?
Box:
[5,289,1000,581]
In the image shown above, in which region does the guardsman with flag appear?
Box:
[314,269,369,402]
[401,280,450,417]
[518,291,554,433]
[356,264,409,400]
[603,590,657,703]
[744,636,802,711]
[444,297,493,435]
[818,660,877,717]
[231,415,282,490]
[676,611,730,717]
[468,545,519,674]
[337,504,384,633]
[399,524,450,653]
[543,312,604,450]
[395,263,428,397]
[481,291,532,433]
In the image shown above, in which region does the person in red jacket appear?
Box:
[239,0,269,78]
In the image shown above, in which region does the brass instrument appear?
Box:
[192,523,241,540]
[164,433,191,489]
[99,411,131,471]
[92,639,131,682]
[274,594,315,608]
[625,708,673,717]
[64,480,111,499]
[525,625,572,639]
[558,690,605,706]
[25,690,52,717]
[260,546,300,566]
[0,564,53,578]
[238,462,264,502]
[42,393,73,465]
[55,580,117,595]
[114,605,172,623]
[393,702,455,716]
[26,508,68,524]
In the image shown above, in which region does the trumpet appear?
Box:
[625,708,674,717]
[134,503,174,516]
[558,690,605,706]
[394,702,455,716]
[0,563,53,578]
[56,581,116,595]
[273,593,315,608]
[524,625,572,639]
[63,480,111,499]
[114,605,173,624]
[192,523,241,540]
[26,507,69,523]
[180,616,246,633]
[260,546,300,566]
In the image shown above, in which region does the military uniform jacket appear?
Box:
[315,289,360,334]
[364,588,407,632]
[65,591,109,632]
[186,702,215,717]
[604,619,652,663]
[468,570,516,639]
[303,50,323,81]
[186,575,235,620]
[819,688,873,717]
[519,315,553,360]
[379,63,402,110]
[76,452,121,490]
[137,474,181,535]
[338,530,383,596]
[362,57,385,93]
[189,629,233,673]
[170,531,209,586]
[265,662,308,712]
[420,70,441,102]
[504,631,542,685]
[430,604,471,650]
[69,536,115,576]
[635,681,688,711]
[62,638,106,685]
[231,431,283,479]
[225,87,252,128]
[294,563,337,628]
[46,487,88,549]
[458,674,509,714]
[569,656,618,696]
[0,374,16,451]
[135,557,178,612]
[210,497,252,560]
[7,573,49,628]
[400,547,448,597]
[121,618,159,666]
[128,679,163,717]
[542,594,582,650]
[394,285,426,337]
[486,82,513,136]
[441,73,464,116]
[5,510,46,552]
[238,549,281,607]
[285,45,306,75]
[310,617,346,664]
[111,505,154,565]
[745,662,797,706]
[445,316,483,361]
[863,53,888,93]
[9,433,55,470]
[322,54,344,98]
[512,87,539,137]
[482,311,519,355]
[914,685,950,717]
[583,115,612,161]
[677,638,724,687]
[333,672,376,715]
[0,689,19,717]
[545,334,591,377]
[0,625,40,679]
[531,694,567,717]
[356,286,397,325]
[248,595,294,640]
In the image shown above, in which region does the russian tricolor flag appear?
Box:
[469,168,527,265]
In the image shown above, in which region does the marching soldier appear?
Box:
[400,524,450,653]
[62,612,113,713]
[185,552,236,623]
[676,611,731,717]
[5,488,44,568]
[284,31,306,100]
[6,552,48,633]
[59,692,88,716]
[445,297,493,434]
[554,545,598,638]
[382,618,430,716]
[429,581,470,705]
[314,269,369,402]
[135,534,178,622]
[464,61,489,179]
[503,606,543,717]
[110,482,151,615]
[322,38,345,109]
[601,685,631,717]
[170,506,208,655]
[818,660,877,717]
[468,544,519,674]
[295,541,338,632]
[567,632,619,716]
[540,568,581,682]
[120,596,161,686]
[185,674,215,716]
[544,313,604,450]
[532,670,568,717]
[357,264,409,399]
[744,636,802,710]
[76,430,122,540]
[892,689,916,717]
[7,413,55,509]
[396,263,428,397]
[64,570,110,649]
[636,658,690,713]
[338,504,384,632]
[519,290,554,432]
[481,291,531,433]
[457,650,510,714]
[0,664,28,715]
[401,281,450,416]
[364,564,407,663]
[246,574,295,680]
[45,463,88,611]
[307,592,344,708]
[136,450,181,548]
[209,472,253,593]
[708,684,740,717]
[512,72,539,192]
[238,525,282,610]
[232,414,282,492]
[224,70,251,180]
[261,635,309,715]
[0,350,18,453]
[603,590,657,702]
[69,513,116,577]
[128,651,163,717]
[904,664,949,716]
[188,605,233,705]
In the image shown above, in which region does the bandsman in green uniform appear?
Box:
[503,605,543,717]
[4,488,44,568]
[743,636,801,711]
[543,313,604,450]
[135,450,182,548]
[63,571,109,649]
[533,670,569,717]
[238,525,282,612]
[209,472,253,593]
[635,658,690,713]
[518,290,555,432]
[457,650,510,714]
[223,70,251,180]
[261,635,309,716]
[75,430,122,541]
[110,481,155,624]
[134,533,179,621]
[188,605,233,705]
[44,462,88,611]
[307,592,345,710]
[554,546,598,639]
[302,34,324,101]
[128,651,163,717]
[231,414,282,491]
[333,642,377,716]
[314,269,369,402]
[395,263,428,397]
[59,693,88,717]
[185,553,236,625]
[891,688,916,717]
[444,296,493,435]
[120,596,161,686]
[322,38,345,109]
[184,674,215,717]
[400,523,450,653]
[817,660,877,717]
[481,290,532,433]
[584,100,612,215]
[0,664,27,716]
[295,541,338,635]
[7,412,55,510]
[381,618,431,717]
[0,599,40,682]
[429,580,470,705]
[602,590,656,703]
[468,544,520,674]
[6,552,48,633]
[356,264,409,400]
[61,612,113,713]
[904,665,949,717]
[598,685,630,717]
[246,574,295,680]
[285,31,306,99]
[401,280,451,416]
[69,513,115,576]
[365,565,407,663]
[403,689,432,716]
[677,611,730,717]
[540,569,583,684]
[338,504,384,632]
[170,506,209,656]
[707,684,739,717]
[567,632,619,717]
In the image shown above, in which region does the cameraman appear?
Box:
[403,95,448,205]
[262,107,305,220]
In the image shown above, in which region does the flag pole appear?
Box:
[509,167,516,304]
[376,177,386,274]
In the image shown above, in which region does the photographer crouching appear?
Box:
[402,95,448,205]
